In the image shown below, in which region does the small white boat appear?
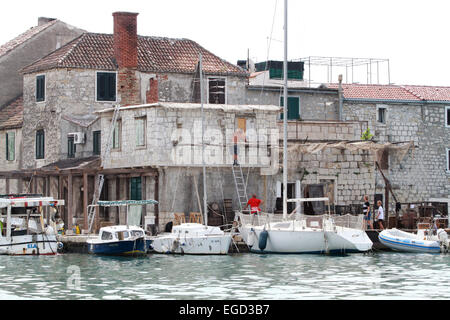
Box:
[87,225,149,256]
[150,223,232,255]
[0,195,65,255]
[379,227,449,253]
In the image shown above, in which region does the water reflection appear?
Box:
[0,252,448,299]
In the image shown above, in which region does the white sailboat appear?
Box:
[150,53,232,255]
[237,0,372,254]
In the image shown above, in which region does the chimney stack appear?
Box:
[112,12,141,106]
[113,12,138,69]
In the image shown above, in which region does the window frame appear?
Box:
[207,76,227,104]
[377,105,387,124]
[93,130,101,156]
[111,120,121,150]
[67,136,76,158]
[447,148,450,173]
[95,71,117,102]
[135,117,146,148]
[5,131,15,161]
[36,129,45,160]
[36,74,46,103]
[445,106,450,128]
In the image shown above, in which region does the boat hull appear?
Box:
[151,234,232,255]
[239,226,372,254]
[378,230,441,253]
[88,237,147,256]
[0,234,59,255]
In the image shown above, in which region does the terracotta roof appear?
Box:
[326,83,421,101]
[0,20,58,58]
[402,85,450,102]
[0,96,23,130]
[21,33,247,76]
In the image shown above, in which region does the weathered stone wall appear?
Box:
[246,87,340,120]
[0,21,84,108]
[102,105,279,169]
[343,101,450,207]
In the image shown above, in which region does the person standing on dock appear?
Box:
[376,200,385,230]
[363,195,373,230]
[245,194,263,215]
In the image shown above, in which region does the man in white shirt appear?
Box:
[376,200,385,230]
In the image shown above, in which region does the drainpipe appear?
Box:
[338,74,343,121]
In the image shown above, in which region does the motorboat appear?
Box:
[0,195,65,255]
[378,224,449,253]
[150,223,232,255]
[238,197,373,254]
[87,225,149,256]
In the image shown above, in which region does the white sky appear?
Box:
[1,0,449,86]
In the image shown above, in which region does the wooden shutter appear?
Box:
[280,97,300,120]
[135,118,145,146]
[6,132,15,161]
[36,129,44,159]
[36,75,45,102]
[93,131,101,155]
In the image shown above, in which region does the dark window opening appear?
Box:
[68,136,76,158]
[36,129,45,159]
[380,149,389,170]
[446,107,450,126]
[208,78,226,104]
[36,75,45,102]
[93,131,101,155]
[97,72,116,101]
[378,108,386,123]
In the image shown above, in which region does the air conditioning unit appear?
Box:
[69,132,85,144]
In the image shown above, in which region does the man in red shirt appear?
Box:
[244,194,263,215]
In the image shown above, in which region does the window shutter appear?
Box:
[136,118,145,146]
[7,132,15,161]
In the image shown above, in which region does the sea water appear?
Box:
[0,252,449,300]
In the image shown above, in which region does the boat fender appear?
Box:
[57,242,64,251]
[258,230,269,251]
[247,231,256,247]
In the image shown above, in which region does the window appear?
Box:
[280,97,300,120]
[36,75,45,102]
[130,177,142,201]
[208,77,226,104]
[36,129,45,159]
[377,107,386,124]
[446,106,450,127]
[101,231,113,240]
[67,136,76,158]
[447,148,450,172]
[135,117,146,147]
[112,121,121,150]
[96,72,116,102]
[5,132,15,161]
[93,131,101,155]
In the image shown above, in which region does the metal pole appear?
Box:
[283,0,288,220]
[387,59,391,84]
[200,53,208,226]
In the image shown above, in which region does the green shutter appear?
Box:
[130,177,142,200]
[36,75,45,102]
[6,132,15,161]
[280,97,300,120]
[93,131,101,155]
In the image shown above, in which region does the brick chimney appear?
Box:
[113,12,141,106]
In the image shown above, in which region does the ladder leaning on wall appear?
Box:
[87,104,121,233]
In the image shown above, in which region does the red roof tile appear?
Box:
[402,85,450,102]
[0,96,23,130]
[326,83,421,101]
[21,33,247,76]
[0,20,58,58]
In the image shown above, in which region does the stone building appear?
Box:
[2,11,249,232]
[0,17,84,108]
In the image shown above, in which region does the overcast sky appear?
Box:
[1,0,449,86]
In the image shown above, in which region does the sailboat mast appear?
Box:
[282,0,288,220]
[199,53,208,225]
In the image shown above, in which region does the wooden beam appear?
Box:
[83,173,88,231]
[67,174,73,232]
[154,172,159,228]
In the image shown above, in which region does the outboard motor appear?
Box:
[258,230,269,251]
